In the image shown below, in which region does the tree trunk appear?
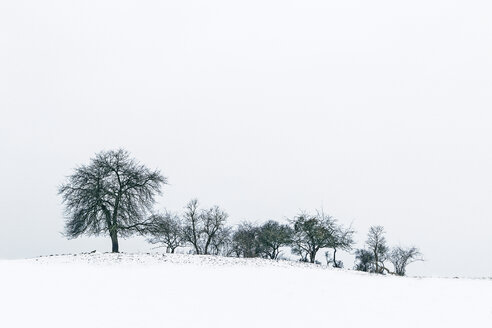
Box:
[110,230,119,253]
[374,250,379,273]
[110,200,120,253]
[333,248,338,267]
[204,238,210,255]
[191,219,201,254]
[310,250,316,263]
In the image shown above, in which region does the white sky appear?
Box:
[1,0,491,277]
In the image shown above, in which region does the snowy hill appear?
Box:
[1,253,491,327]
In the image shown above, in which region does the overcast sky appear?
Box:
[1,0,491,277]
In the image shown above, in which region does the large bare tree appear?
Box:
[58,149,166,252]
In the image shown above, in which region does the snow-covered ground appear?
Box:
[0,253,491,327]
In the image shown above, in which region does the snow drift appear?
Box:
[0,253,490,327]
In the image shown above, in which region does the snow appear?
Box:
[0,253,491,327]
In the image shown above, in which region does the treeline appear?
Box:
[59,149,422,276]
[146,200,422,275]
[146,200,349,263]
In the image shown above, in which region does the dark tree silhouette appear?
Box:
[58,149,166,253]
[354,249,375,272]
[290,211,337,263]
[258,220,293,260]
[232,222,262,258]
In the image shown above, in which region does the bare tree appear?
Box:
[258,220,293,260]
[390,246,423,276]
[182,199,203,254]
[58,149,166,253]
[201,206,228,255]
[146,212,184,253]
[290,210,337,263]
[366,226,389,273]
[182,199,229,255]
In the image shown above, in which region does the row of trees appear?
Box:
[146,200,422,275]
[146,200,354,264]
[59,149,422,276]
